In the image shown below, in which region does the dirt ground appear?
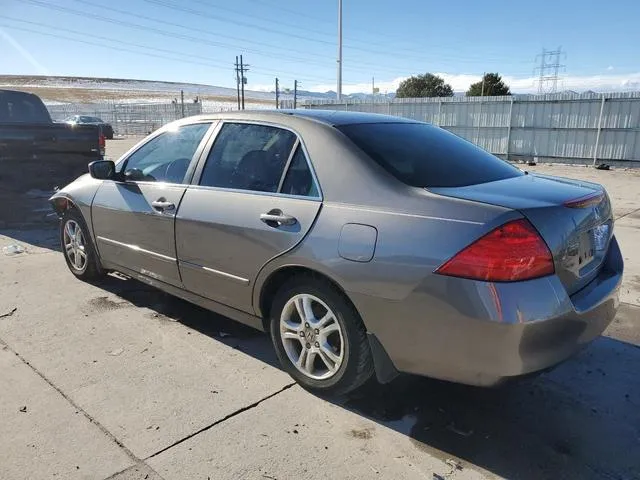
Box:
[0,138,638,480]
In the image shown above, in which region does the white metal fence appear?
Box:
[295,92,640,166]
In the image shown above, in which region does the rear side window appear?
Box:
[199,123,297,193]
[281,146,319,197]
[338,123,523,188]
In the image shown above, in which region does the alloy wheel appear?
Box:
[63,219,87,272]
[279,294,344,380]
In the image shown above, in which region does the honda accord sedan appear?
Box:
[50,110,623,395]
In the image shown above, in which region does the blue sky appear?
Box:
[2,0,640,93]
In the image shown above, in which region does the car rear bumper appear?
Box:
[351,236,623,386]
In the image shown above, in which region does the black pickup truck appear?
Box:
[0,89,105,227]
[0,89,103,195]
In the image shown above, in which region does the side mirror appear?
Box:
[88,160,116,180]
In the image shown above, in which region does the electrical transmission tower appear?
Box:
[535,47,566,94]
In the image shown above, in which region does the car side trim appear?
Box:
[325,202,486,225]
[178,260,249,284]
[96,236,175,262]
[101,261,264,331]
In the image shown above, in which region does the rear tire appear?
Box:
[60,209,103,281]
[270,275,374,396]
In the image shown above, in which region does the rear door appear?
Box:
[176,122,322,313]
[92,122,213,287]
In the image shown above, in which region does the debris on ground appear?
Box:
[528,161,537,166]
[108,347,124,356]
[445,459,463,471]
[19,406,27,413]
[595,163,611,170]
[0,307,17,318]
[446,422,474,437]
[3,244,25,256]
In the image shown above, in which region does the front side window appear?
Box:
[122,123,211,184]
[199,123,297,193]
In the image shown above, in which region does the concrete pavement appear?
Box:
[0,138,638,479]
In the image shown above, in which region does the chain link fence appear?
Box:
[47,102,203,136]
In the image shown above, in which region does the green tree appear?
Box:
[396,73,454,98]
[466,73,511,96]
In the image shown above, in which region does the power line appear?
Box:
[143,0,531,66]
[16,0,415,78]
[11,1,339,83]
[0,21,332,86]
[240,0,535,65]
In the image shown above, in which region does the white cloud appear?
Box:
[308,71,640,95]
[607,65,614,71]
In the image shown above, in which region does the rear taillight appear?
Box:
[435,218,554,282]
[99,133,106,156]
[564,191,604,209]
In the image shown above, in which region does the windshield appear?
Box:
[338,122,523,188]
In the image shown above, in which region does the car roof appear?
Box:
[184,109,420,127]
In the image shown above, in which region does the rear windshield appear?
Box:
[338,122,523,188]
[0,91,51,123]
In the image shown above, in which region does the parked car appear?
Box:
[0,89,104,194]
[50,111,622,395]
[65,115,114,139]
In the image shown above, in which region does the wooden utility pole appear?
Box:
[235,55,240,110]
[275,78,279,109]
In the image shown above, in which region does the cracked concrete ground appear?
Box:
[0,139,638,480]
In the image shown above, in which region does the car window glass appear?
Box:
[199,123,296,193]
[122,123,211,184]
[280,146,319,197]
[338,122,523,188]
[0,93,51,123]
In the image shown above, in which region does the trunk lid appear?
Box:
[430,173,613,295]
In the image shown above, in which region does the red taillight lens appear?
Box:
[99,133,106,148]
[435,219,554,282]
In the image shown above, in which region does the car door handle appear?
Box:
[151,200,175,211]
[260,210,297,227]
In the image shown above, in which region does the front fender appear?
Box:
[49,174,103,243]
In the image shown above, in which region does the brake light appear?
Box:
[564,191,604,209]
[435,219,554,282]
[99,133,106,156]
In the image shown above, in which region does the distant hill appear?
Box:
[0,75,395,104]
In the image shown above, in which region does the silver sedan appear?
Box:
[51,110,623,395]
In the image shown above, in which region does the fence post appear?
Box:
[593,94,606,166]
[437,100,442,126]
[506,97,514,161]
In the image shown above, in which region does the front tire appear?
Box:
[60,209,103,281]
[270,276,374,396]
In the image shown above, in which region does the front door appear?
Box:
[92,122,213,287]
[176,122,322,313]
